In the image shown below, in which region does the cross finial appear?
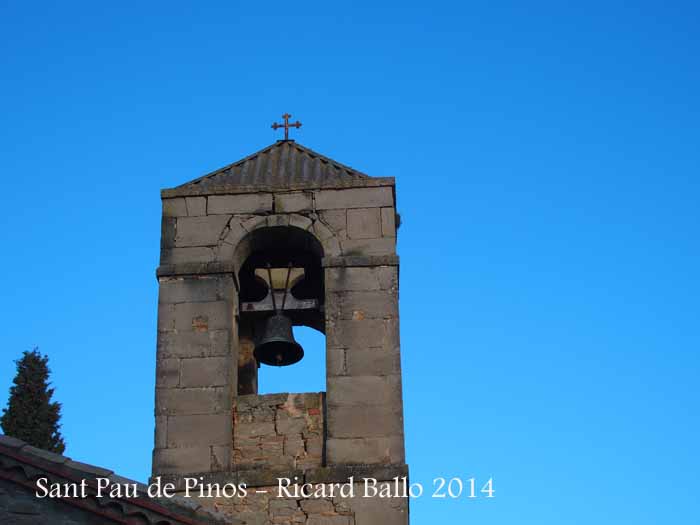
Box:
[271,113,302,140]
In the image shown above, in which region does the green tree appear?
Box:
[1,348,66,453]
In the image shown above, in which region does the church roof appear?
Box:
[0,434,237,525]
[164,140,391,197]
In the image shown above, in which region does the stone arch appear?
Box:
[229,215,333,398]
[213,213,341,269]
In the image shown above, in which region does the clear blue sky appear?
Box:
[1,1,698,523]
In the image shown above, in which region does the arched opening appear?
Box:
[232,225,329,470]
[234,226,326,396]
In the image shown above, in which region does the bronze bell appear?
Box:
[254,313,304,367]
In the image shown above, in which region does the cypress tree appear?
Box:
[1,348,66,453]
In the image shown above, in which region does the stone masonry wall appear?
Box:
[159,186,397,269]
[324,263,405,466]
[153,274,237,476]
[197,480,409,525]
[234,393,324,471]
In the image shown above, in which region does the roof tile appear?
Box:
[176,140,370,191]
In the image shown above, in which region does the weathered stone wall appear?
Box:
[225,482,408,525]
[234,393,324,471]
[159,186,397,268]
[324,261,404,466]
[153,274,237,475]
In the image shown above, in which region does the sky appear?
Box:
[1,1,699,523]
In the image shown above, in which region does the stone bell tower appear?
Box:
[153,127,407,524]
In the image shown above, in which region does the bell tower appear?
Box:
[153,133,408,524]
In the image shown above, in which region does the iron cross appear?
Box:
[271,113,302,140]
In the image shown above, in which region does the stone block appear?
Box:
[319,209,347,238]
[269,499,300,517]
[345,348,401,376]
[240,215,267,233]
[208,194,272,214]
[171,301,231,331]
[275,192,312,212]
[161,247,216,264]
[326,436,405,465]
[222,220,248,247]
[244,406,276,423]
[283,437,306,457]
[153,447,212,474]
[326,266,376,292]
[175,215,231,247]
[167,414,230,447]
[328,406,403,438]
[315,187,393,210]
[275,416,308,435]
[185,196,207,216]
[310,220,336,246]
[338,485,408,525]
[289,214,313,231]
[384,317,400,348]
[326,236,342,258]
[236,511,267,525]
[300,499,335,514]
[280,392,313,414]
[155,416,167,448]
[304,437,324,457]
[327,317,400,352]
[214,242,236,263]
[180,357,229,387]
[341,237,395,256]
[270,498,298,509]
[235,420,275,438]
[307,516,352,525]
[210,445,230,471]
[328,290,398,320]
[299,392,322,409]
[237,393,289,410]
[157,330,230,358]
[156,358,180,388]
[266,214,290,228]
[325,266,397,292]
[377,266,398,291]
[327,347,346,376]
[155,387,229,415]
[347,208,381,239]
[326,375,402,408]
[163,198,187,217]
[161,216,176,248]
[158,277,222,304]
[326,318,385,349]
[381,207,396,237]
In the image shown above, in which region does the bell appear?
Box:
[254,313,304,367]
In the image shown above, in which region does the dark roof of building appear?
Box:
[0,434,237,525]
[172,140,372,192]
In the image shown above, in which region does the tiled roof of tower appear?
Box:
[175,140,371,191]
